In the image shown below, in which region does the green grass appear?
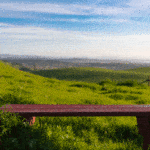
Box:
[27,66,149,85]
[125,67,150,74]
[0,60,150,150]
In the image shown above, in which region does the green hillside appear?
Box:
[125,67,150,74]
[28,66,150,85]
[0,60,150,150]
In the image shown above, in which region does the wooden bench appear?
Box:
[0,104,150,150]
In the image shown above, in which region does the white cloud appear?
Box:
[1,24,150,59]
[0,2,146,16]
[0,2,92,15]
[40,17,129,23]
[42,18,80,22]
[83,18,129,23]
[127,0,150,10]
[93,7,131,15]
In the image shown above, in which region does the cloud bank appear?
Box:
[0,0,149,60]
[1,23,150,59]
[1,1,150,16]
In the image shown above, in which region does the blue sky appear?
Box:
[0,0,150,60]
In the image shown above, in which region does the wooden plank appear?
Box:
[0,104,150,117]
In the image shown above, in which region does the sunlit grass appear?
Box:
[0,60,150,150]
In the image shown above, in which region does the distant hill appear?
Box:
[125,67,150,74]
[0,54,149,71]
[0,60,149,84]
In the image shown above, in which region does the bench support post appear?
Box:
[19,115,36,126]
[136,116,150,150]
[0,116,36,146]
[0,119,2,145]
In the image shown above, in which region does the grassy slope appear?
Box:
[125,67,150,73]
[0,60,150,150]
[28,66,149,84]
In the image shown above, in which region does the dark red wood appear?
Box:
[0,104,150,150]
[137,116,150,150]
[146,79,150,86]
[0,104,150,117]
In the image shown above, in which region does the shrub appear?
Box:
[98,79,116,86]
[116,80,139,87]
[109,93,124,100]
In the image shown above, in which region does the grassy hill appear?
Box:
[126,67,150,74]
[0,60,150,150]
[27,66,150,85]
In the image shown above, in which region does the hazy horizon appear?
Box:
[1,53,150,64]
[1,0,150,60]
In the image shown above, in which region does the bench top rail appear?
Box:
[0,104,150,117]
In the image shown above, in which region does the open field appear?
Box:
[0,60,150,150]
[125,67,150,74]
[28,67,150,85]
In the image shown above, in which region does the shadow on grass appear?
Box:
[0,93,35,108]
[0,109,57,150]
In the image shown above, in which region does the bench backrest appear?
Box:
[0,104,150,117]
